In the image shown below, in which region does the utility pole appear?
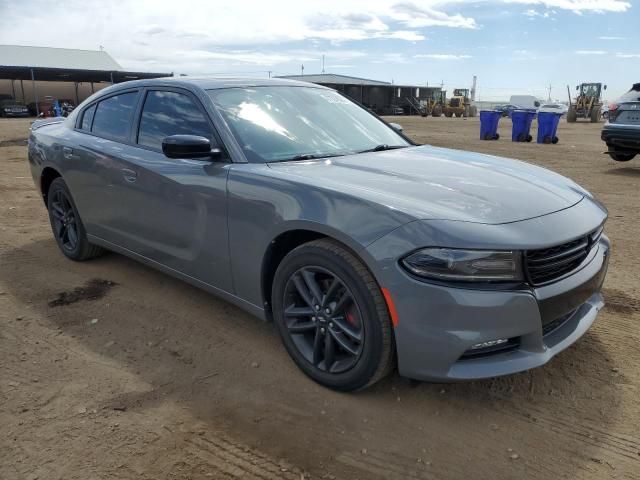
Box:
[268,70,272,78]
[301,64,304,76]
[321,55,325,74]
[547,83,552,101]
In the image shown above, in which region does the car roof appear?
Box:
[101,76,330,94]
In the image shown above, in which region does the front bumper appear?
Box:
[365,196,610,382]
[389,237,608,382]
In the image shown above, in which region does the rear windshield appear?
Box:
[618,86,640,103]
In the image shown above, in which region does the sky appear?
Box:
[0,0,638,101]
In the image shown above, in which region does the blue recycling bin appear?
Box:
[511,110,536,142]
[479,110,501,140]
[537,112,562,144]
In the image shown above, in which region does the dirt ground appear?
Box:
[1,116,639,480]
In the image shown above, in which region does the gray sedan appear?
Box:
[28,77,609,391]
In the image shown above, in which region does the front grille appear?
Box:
[524,226,603,286]
[450,98,461,108]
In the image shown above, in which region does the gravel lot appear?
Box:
[1,116,639,480]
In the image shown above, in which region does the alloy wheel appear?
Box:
[282,266,364,374]
[50,189,79,252]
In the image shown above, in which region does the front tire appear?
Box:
[272,239,394,391]
[47,177,104,261]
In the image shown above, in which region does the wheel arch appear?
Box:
[40,166,62,206]
[260,223,382,321]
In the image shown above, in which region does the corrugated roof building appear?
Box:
[0,44,170,113]
[0,45,123,70]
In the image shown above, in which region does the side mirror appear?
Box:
[389,122,403,132]
[604,85,607,90]
[575,85,579,91]
[162,135,220,159]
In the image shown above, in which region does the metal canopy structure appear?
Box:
[0,66,171,84]
[277,73,441,115]
[0,45,171,115]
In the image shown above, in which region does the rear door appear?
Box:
[70,89,141,243]
[109,87,233,291]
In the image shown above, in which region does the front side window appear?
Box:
[137,90,212,150]
[92,92,138,141]
[80,104,96,131]
[209,86,408,163]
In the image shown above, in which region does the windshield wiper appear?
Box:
[358,144,408,153]
[272,152,347,162]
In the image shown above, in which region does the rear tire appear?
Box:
[272,239,395,391]
[567,106,577,123]
[590,108,600,123]
[47,178,104,261]
[609,151,636,162]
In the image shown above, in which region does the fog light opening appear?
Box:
[470,338,509,350]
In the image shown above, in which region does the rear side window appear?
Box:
[80,104,96,131]
[618,88,640,103]
[91,92,138,141]
[137,90,212,150]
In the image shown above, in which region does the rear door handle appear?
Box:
[62,146,73,159]
[122,168,137,183]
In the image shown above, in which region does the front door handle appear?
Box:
[122,168,137,183]
[62,146,73,159]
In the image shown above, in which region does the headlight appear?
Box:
[401,248,523,282]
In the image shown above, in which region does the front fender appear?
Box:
[226,164,413,307]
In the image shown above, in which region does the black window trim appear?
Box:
[73,88,142,146]
[78,103,97,132]
[131,86,228,160]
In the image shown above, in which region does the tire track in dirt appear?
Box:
[186,434,306,480]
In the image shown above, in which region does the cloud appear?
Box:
[391,2,478,28]
[505,0,630,14]
[616,53,640,58]
[414,54,473,59]
[371,53,410,64]
[598,36,625,40]
[381,30,426,41]
[575,50,608,55]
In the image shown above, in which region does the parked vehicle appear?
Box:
[444,88,477,117]
[28,78,609,391]
[27,102,53,117]
[0,98,30,117]
[538,103,569,115]
[494,104,521,117]
[567,83,606,123]
[509,95,542,110]
[430,90,446,117]
[601,83,640,162]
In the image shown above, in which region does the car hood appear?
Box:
[267,145,585,225]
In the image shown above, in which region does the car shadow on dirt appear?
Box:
[605,166,640,177]
[2,238,627,479]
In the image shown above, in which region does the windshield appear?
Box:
[208,86,409,163]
